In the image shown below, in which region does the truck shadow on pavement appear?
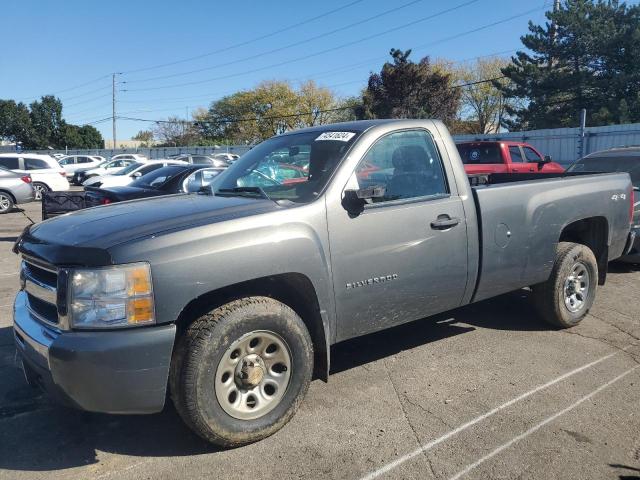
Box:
[0,289,551,472]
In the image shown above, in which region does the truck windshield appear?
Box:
[567,156,640,188]
[457,144,502,164]
[212,130,359,203]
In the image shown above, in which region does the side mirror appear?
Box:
[537,155,552,170]
[342,185,386,216]
[131,172,142,178]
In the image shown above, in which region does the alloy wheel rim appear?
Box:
[563,261,590,313]
[215,330,292,420]
[0,194,11,212]
[34,185,45,200]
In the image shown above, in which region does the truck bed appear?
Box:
[469,172,632,303]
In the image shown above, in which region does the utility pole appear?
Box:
[112,73,117,149]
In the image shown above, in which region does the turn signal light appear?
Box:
[59,171,67,177]
[101,198,112,205]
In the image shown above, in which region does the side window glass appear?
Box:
[0,157,20,169]
[509,147,524,163]
[184,171,202,192]
[523,147,542,162]
[353,130,447,203]
[201,169,221,186]
[24,158,48,170]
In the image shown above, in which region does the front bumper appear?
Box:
[13,291,176,414]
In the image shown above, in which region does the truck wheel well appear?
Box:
[175,273,329,380]
[559,217,608,285]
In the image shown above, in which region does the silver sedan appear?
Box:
[0,166,34,213]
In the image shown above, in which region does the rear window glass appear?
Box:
[568,156,640,187]
[456,144,502,164]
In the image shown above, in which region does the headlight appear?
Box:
[69,263,155,329]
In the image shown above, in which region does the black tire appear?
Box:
[170,296,313,447]
[531,242,598,328]
[0,191,15,214]
[32,182,49,201]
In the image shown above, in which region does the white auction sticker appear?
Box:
[315,131,356,142]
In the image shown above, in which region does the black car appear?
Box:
[567,146,640,262]
[86,164,224,205]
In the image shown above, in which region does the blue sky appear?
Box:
[2,0,554,140]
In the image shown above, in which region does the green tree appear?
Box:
[198,80,347,143]
[29,95,64,148]
[500,0,640,129]
[0,100,32,146]
[358,49,461,126]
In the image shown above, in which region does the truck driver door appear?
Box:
[326,129,469,341]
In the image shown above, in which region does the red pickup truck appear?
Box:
[456,141,564,175]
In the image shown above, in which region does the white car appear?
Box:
[83,160,186,188]
[0,153,69,199]
[110,153,148,162]
[58,155,103,178]
[73,158,140,185]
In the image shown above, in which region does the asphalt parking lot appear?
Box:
[0,200,639,480]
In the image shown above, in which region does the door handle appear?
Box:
[431,215,460,230]
[512,168,519,172]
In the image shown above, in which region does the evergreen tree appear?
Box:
[500,0,640,129]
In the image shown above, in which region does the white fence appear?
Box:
[453,122,640,165]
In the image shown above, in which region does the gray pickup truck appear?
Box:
[12,120,635,446]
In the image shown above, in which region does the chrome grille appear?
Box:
[21,257,61,328]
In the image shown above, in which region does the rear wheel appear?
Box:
[170,296,313,447]
[532,242,598,328]
[32,182,49,201]
[0,192,14,213]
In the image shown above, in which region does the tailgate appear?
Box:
[42,191,101,220]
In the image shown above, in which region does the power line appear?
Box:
[116,76,513,127]
[115,50,517,109]
[122,0,367,75]
[126,0,427,84]
[17,74,112,103]
[125,2,537,94]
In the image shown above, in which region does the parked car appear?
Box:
[0,153,69,199]
[212,152,240,163]
[168,154,229,168]
[87,165,225,204]
[0,166,34,213]
[82,160,186,188]
[456,141,565,176]
[12,119,634,448]
[72,158,139,185]
[566,146,640,263]
[58,155,103,178]
[109,153,148,162]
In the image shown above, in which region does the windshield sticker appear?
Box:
[315,131,356,142]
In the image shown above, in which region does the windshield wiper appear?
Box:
[217,187,271,201]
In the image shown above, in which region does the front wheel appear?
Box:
[170,297,313,447]
[32,182,49,201]
[531,242,598,328]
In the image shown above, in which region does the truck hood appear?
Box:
[18,194,280,265]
